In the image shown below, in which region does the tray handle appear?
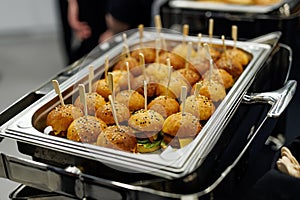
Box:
[242,80,297,118]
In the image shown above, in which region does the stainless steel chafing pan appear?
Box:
[169,0,298,13]
[0,30,297,199]
[0,29,285,180]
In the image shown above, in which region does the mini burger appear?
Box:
[95,101,130,125]
[46,104,83,137]
[162,112,202,148]
[96,125,137,153]
[74,92,106,116]
[148,95,180,118]
[128,109,165,153]
[67,115,107,143]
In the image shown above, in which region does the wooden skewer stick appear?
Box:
[221,35,228,61]
[139,53,146,81]
[181,86,187,116]
[197,33,202,53]
[232,25,238,50]
[208,18,214,45]
[108,72,115,101]
[183,24,189,45]
[203,43,214,84]
[108,95,120,129]
[123,33,128,46]
[88,66,94,93]
[185,41,192,69]
[166,58,172,98]
[155,15,162,35]
[123,44,131,58]
[79,84,88,116]
[138,24,144,47]
[155,15,163,49]
[125,61,131,91]
[222,35,232,70]
[144,80,148,111]
[52,80,65,106]
[155,38,161,64]
[194,82,201,97]
[104,56,109,82]
[194,82,201,119]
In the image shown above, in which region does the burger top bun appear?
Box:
[162,112,202,138]
[128,109,164,132]
[46,104,83,135]
[67,115,107,143]
[97,125,137,153]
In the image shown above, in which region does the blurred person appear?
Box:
[57,0,153,65]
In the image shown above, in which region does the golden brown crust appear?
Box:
[195,80,226,102]
[133,75,158,97]
[111,70,133,90]
[115,90,145,112]
[67,116,107,143]
[46,104,83,135]
[159,51,186,70]
[128,109,164,132]
[190,57,211,75]
[95,102,130,125]
[172,43,197,59]
[92,79,112,101]
[175,68,201,86]
[162,112,202,138]
[148,96,180,118]
[145,63,170,82]
[96,125,137,153]
[181,95,215,121]
[74,92,106,115]
[113,56,141,76]
[215,56,244,79]
[156,74,190,99]
[203,68,234,90]
[131,48,156,64]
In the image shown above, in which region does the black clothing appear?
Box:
[71,0,107,64]
[107,0,153,28]
[57,0,72,65]
[244,136,300,200]
[58,0,154,65]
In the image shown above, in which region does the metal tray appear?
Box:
[0,28,278,180]
[169,0,295,13]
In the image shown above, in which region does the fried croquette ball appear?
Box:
[180,94,215,121]
[148,95,180,118]
[195,80,226,102]
[158,51,186,70]
[215,56,244,79]
[203,68,234,90]
[92,79,112,101]
[115,90,145,112]
[95,102,130,125]
[131,48,156,64]
[74,92,106,116]
[113,56,141,76]
[175,68,201,86]
[156,74,190,99]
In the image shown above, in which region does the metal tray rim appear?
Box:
[0,30,277,179]
[169,0,292,13]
